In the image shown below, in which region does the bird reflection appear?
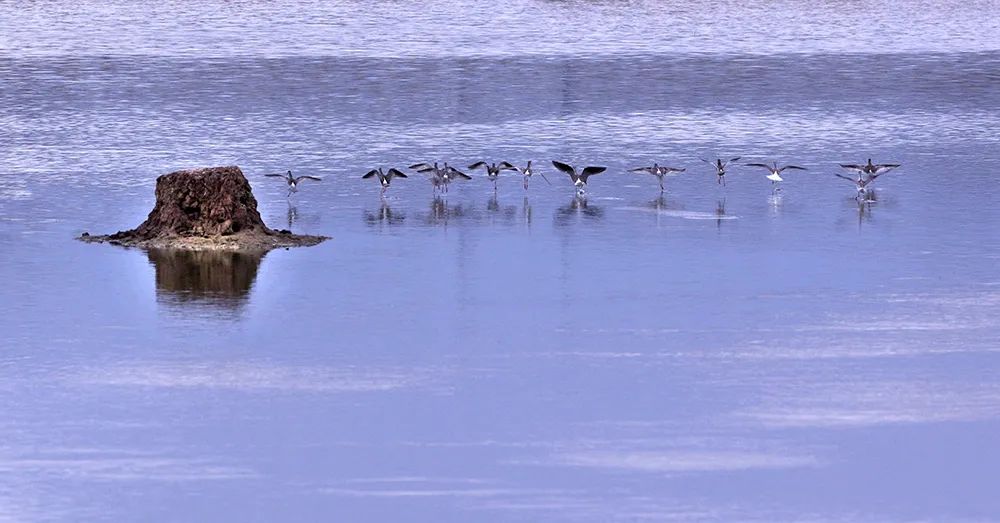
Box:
[646,195,676,227]
[554,195,604,226]
[426,196,467,226]
[146,249,264,311]
[364,200,405,226]
[286,202,299,230]
[522,197,533,227]
[716,198,728,230]
[768,192,784,215]
[855,198,875,229]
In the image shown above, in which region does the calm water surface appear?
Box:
[2,1,1000,521]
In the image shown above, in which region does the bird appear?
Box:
[511,161,550,190]
[629,163,686,192]
[839,158,901,179]
[551,161,607,195]
[362,167,408,195]
[468,161,517,191]
[265,170,322,197]
[700,157,741,186]
[835,170,887,200]
[409,162,471,194]
[744,161,807,192]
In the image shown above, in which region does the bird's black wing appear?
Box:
[387,168,408,179]
[362,169,379,179]
[579,166,606,182]
[551,161,576,175]
[468,161,488,170]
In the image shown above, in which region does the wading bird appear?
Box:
[468,161,517,191]
[839,158,900,178]
[744,161,807,192]
[511,161,549,190]
[700,157,741,186]
[629,163,686,192]
[362,167,408,195]
[551,161,606,196]
[409,162,472,194]
[835,170,887,200]
[265,170,322,197]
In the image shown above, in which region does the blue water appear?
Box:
[2,2,1000,521]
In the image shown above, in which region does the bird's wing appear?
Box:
[579,166,606,182]
[839,164,864,171]
[387,168,408,179]
[551,161,576,175]
[538,171,552,184]
[698,157,715,165]
[873,164,900,174]
[468,161,488,170]
[409,163,434,171]
[498,161,517,171]
[452,171,472,180]
[744,163,773,170]
[264,173,287,178]
[629,167,654,173]
[666,167,686,173]
[298,176,323,182]
[780,165,808,172]
[728,157,742,163]
[362,169,379,179]
[834,173,857,182]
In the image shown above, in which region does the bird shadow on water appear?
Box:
[554,195,604,226]
[146,248,265,313]
[363,200,405,227]
[424,196,468,227]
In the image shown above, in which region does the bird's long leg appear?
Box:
[659,178,665,192]
[523,178,528,191]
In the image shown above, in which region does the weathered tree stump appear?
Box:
[80,166,326,250]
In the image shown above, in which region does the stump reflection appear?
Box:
[146,249,265,310]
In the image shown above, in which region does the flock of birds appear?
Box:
[265,157,902,200]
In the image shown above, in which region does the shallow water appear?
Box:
[2,1,1000,521]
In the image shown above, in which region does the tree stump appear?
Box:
[80,166,326,250]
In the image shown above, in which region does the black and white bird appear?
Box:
[265,170,322,197]
[629,163,686,192]
[511,161,549,190]
[468,161,517,191]
[744,161,807,192]
[839,158,901,179]
[409,162,472,194]
[551,161,606,195]
[835,170,887,200]
[362,167,408,195]
[700,157,741,186]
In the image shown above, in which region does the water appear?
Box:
[2,1,1000,521]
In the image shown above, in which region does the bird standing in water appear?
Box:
[629,163,686,192]
[468,161,517,191]
[410,162,471,194]
[511,161,550,190]
[744,161,807,192]
[362,167,408,196]
[265,170,322,197]
[551,161,607,196]
[700,157,741,186]
[835,171,887,200]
